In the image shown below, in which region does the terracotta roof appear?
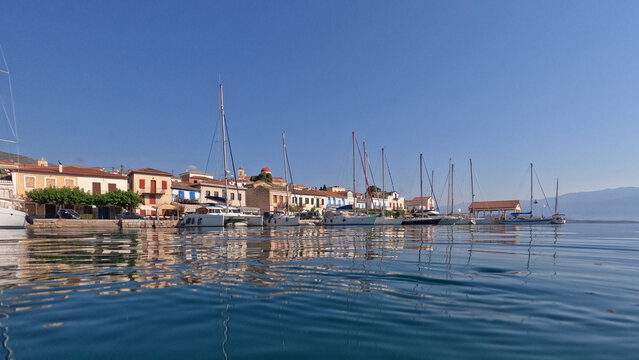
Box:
[171,182,199,190]
[16,165,127,179]
[261,167,271,173]
[405,197,432,206]
[129,168,173,177]
[469,200,521,210]
[293,189,347,198]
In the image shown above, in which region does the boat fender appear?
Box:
[25,214,34,225]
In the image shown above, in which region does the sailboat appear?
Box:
[0,50,32,228]
[438,161,461,225]
[455,158,479,225]
[501,163,552,224]
[374,147,403,225]
[402,154,441,225]
[550,179,566,224]
[264,132,300,226]
[324,132,376,226]
[181,83,262,227]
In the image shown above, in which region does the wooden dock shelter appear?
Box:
[468,200,521,221]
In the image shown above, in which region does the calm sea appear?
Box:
[0,223,637,359]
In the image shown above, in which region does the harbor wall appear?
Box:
[29,219,179,230]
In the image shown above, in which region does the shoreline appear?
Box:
[29,219,179,229]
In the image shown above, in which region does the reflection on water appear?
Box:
[0,224,638,359]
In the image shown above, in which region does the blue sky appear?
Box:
[1,1,639,203]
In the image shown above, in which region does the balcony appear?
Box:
[138,188,167,195]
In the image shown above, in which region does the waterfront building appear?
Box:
[12,164,127,218]
[405,196,435,212]
[128,168,175,217]
[468,200,521,221]
[245,181,289,214]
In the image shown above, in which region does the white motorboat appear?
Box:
[324,211,376,226]
[0,206,32,229]
[182,205,262,227]
[264,211,300,226]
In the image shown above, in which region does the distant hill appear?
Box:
[441,187,639,221]
[0,151,40,165]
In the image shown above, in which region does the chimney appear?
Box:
[58,164,63,172]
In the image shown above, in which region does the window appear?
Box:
[305,198,309,205]
[214,191,219,197]
[238,193,242,201]
[45,178,56,188]
[162,180,167,190]
[108,183,117,192]
[206,191,210,197]
[64,178,75,188]
[311,198,314,205]
[139,179,145,189]
[231,193,235,200]
[273,195,277,203]
[140,209,146,216]
[321,199,324,205]
[92,182,101,195]
[25,176,36,189]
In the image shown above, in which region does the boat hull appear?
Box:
[0,208,30,229]
[438,216,461,225]
[402,217,441,225]
[501,218,552,224]
[264,214,300,226]
[374,216,403,225]
[181,213,263,227]
[324,214,377,226]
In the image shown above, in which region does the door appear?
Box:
[45,204,56,218]
[92,182,101,195]
[150,180,157,193]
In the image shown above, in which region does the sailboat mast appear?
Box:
[555,178,559,214]
[451,163,455,215]
[282,132,289,214]
[363,141,368,211]
[420,153,423,216]
[220,83,229,211]
[530,163,533,214]
[381,147,385,214]
[352,132,356,203]
[447,159,451,215]
[470,159,475,217]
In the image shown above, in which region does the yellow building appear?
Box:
[128,168,175,217]
[12,164,128,218]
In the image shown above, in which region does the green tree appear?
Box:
[319,184,328,191]
[26,187,141,210]
[250,172,273,183]
[367,185,381,193]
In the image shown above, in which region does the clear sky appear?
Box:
[1,1,639,203]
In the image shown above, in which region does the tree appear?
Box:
[250,171,273,183]
[26,187,141,210]
[367,185,381,194]
[319,184,328,191]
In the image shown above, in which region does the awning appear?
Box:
[157,204,177,210]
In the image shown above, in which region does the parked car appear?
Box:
[57,209,81,219]
[117,212,148,220]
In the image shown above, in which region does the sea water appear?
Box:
[0,223,637,359]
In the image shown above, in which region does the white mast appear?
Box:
[352,131,356,209]
[470,159,475,217]
[554,178,559,215]
[419,153,423,216]
[282,132,289,214]
[530,163,534,216]
[220,83,229,212]
[381,147,385,215]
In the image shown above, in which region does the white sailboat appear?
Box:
[181,83,262,228]
[0,50,32,228]
[501,163,552,224]
[438,161,461,225]
[324,132,376,226]
[456,159,481,225]
[402,154,441,225]
[374,147,403,225]
[551,179,566,224]
[264,132,299,226]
